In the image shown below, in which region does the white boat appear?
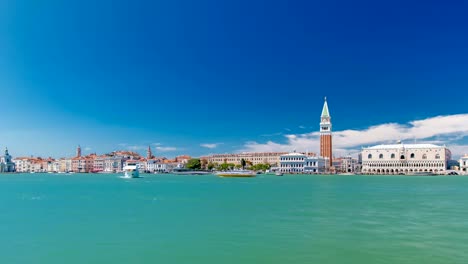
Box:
[122,163,140,178]
[216,170,256,178]
[275,171,283,176]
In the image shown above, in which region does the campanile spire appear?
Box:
[320,97,332,168]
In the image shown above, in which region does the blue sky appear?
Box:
[0,0,467,158]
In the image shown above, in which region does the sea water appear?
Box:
[1,174,467,264]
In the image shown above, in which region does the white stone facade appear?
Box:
[13,158,31,172]
[279,152,328,173]
[0,148,15,172]
[147,160,174,173]
[104,157,125,172]
[459,155,468,175]
[361,143,451,175]
[334,156,360,173]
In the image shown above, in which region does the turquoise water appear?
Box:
[1,174,467,264]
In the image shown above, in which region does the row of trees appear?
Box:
[185,158,272,171]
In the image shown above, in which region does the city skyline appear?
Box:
[1,0,467,158]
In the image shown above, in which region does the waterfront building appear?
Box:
[361,143,451,175]
[13,157,31,172]
[320,97,333,168]
[103,156,125,172]
[71,157,94,173]
[279,152,328,173]
[59,158,72,173]
[175,155,191,164]
[202,152,290,166]
[146,159,174,173]
[93,156,106,172]
[47,160,60,173]
[460,154,468,175]
[333,156,361,173]
[0,148,15,172]
[31,159,44,172]
[42,158,56,172]
[13,157,49,173]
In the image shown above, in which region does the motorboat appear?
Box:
[122,163,140,178]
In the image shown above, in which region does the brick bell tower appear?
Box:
[320,97,332,167]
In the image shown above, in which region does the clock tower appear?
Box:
[320,97,332,167]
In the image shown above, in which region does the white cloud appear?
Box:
[128,145,147,151]
[241,114,468,158]
[152,143,162,146]
[200,143,222,149]
[156,146,177,152]
[299,125,306,129]
[84,147,92,151]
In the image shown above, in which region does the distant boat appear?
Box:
[275,171,283,176]
[216,170,256,178]
[405,172,437,176]
[172,168,211,175]
[122,163,140,178]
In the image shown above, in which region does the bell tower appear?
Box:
[320,97,333,167]
[76,145,82,158]
[147,145,153,159]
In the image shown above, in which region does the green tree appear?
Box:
[250,163,271,172]
[186,159,201,170]
[219,163,235,171]
[241,158,246,169]
[207,162,216,170]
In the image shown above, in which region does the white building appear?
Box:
[459,155,468,175]
[147,160,174,173]
[334,156,361,173]
[279,152,328,173]
[59,158,73,173]
[361,143,451,175]
[47,160,60,173]
[104,157,125,172]
[13,157,32,173]
[0,148,15,172]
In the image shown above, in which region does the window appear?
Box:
[422,154,427,159]
[368,154,372,159]
[391,154,395,159]
[435,154,440,159]
[410,153,415,159]
[400,155,405,159]
[379,154,383,159]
